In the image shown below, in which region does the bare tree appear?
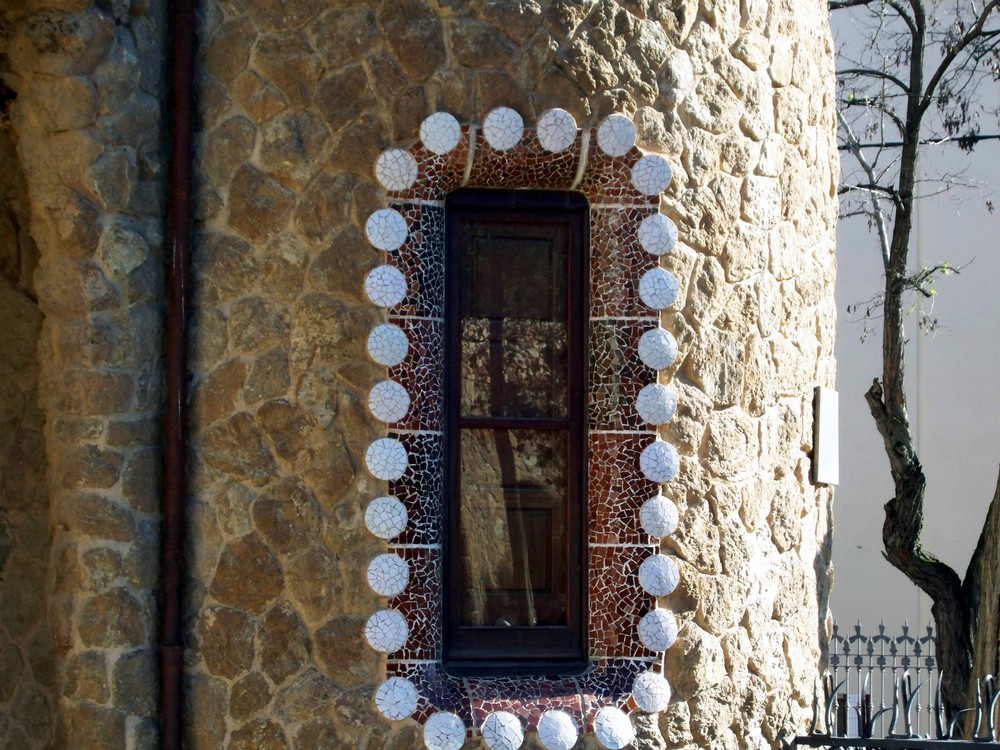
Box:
[831,0,1000,721]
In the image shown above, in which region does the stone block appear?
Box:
[227,165,295,244]
[78,587,147,648]
[210,534,283,614]
[112,648,157,717]
[259,601,310,685]
[201,411,277,485]
[198,605,256,679]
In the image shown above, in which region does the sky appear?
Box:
[830,131,1000,634]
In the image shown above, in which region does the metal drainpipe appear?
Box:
[161,0,196,744]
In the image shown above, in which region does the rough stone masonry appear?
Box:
[0,0,837,747]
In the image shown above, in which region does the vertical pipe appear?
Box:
[161,0,196,745]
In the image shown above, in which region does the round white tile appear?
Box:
[594,706,635,750]
[366,552,409,597]
[483,107,524,151]
[367,323,409,367]
[636,383,677,425]
[639,440,679,483]
[364,495,408,540]
[638,608,679,652]
[537,108,577,153]
[481,711,524,750]
[597,114,637,157]
[631,153,673,195]
[420,112,462,155]
[424,711,467,750]
[537,710,579,750]
[369,379,411,423]
[364,437,408,481]
[375,677,418,721]
[375,148,418,191]
[364,608,408,653]
[365,208,408,251]
[640,493,679,538]
[632,671,672,713]
[638,268,680,310]
[637,328,678,371]
[364,265,407,308]
[638,213,678,256]
[638,553,679,597]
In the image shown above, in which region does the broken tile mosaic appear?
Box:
[366,208,409,251]
[386,203,445,318]
[364,495,408,540]
[375,677,419,721]
[483,107,525,152]
[424,711,467,750]
[361,108,685,737]
[387,318,443,431]
[637,608,678,652]
[589,319,657,432]
[597,114,637,157]
[630,154,673,195]
[467,675,583,731]
[639,440,679,483]
[386,546,440,660]
[368,379,411,424]
[537,108,578,153]
[420,112,462,156]
[638,213,678,256]
[376,148,419,191]
[589,433,659,545]
[635,383,677,426]
[366,552,410,597]
[388,432,443,545]
[637,554,679,597]
[638,267,680,310]
[365,608,409,654]
[364,264,408,308]
[481,711,524,750]
[637,327,678,371]
[593,706,635,749]
[537,709,579,750]
[639,493,679,538]
[367,323,409,368]
[631,671,672,712]
[589,207,660,318]
[588,545,657,656]
[365,437,409,481]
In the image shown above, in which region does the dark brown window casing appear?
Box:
[443,189,589,676]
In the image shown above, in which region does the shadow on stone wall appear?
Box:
[0,71,57,749]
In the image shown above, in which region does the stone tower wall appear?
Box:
[3,1,167,747]
[1,0,838,748]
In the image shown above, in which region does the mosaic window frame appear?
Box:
[362,108,683,750]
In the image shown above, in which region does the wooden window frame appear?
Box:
[442,188,589,677]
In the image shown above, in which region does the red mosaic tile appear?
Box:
[577,140,659,206]
[388,126,473,203]
[590,207,661,318]
[589,319,658,432]
[468,676,584,731]
[578,659,654,731]
[387,546,441,661]
[388,431,443,546]
[588,544,657,658]
[387,203,445,319]
[588,433,659,545]
[467,129,582,190]
[387,318,443,432]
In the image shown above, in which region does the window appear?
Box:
[443,189,589,675]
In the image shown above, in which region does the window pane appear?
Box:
[458,225,568,419]
[458,428,568,628]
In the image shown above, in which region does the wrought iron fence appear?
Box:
[786,621,1000,749]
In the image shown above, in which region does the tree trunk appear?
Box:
[964,467,1000,717]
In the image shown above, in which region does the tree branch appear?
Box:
[837,67,912,93]
[838,108,894,265]
[920,1,1000,116]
